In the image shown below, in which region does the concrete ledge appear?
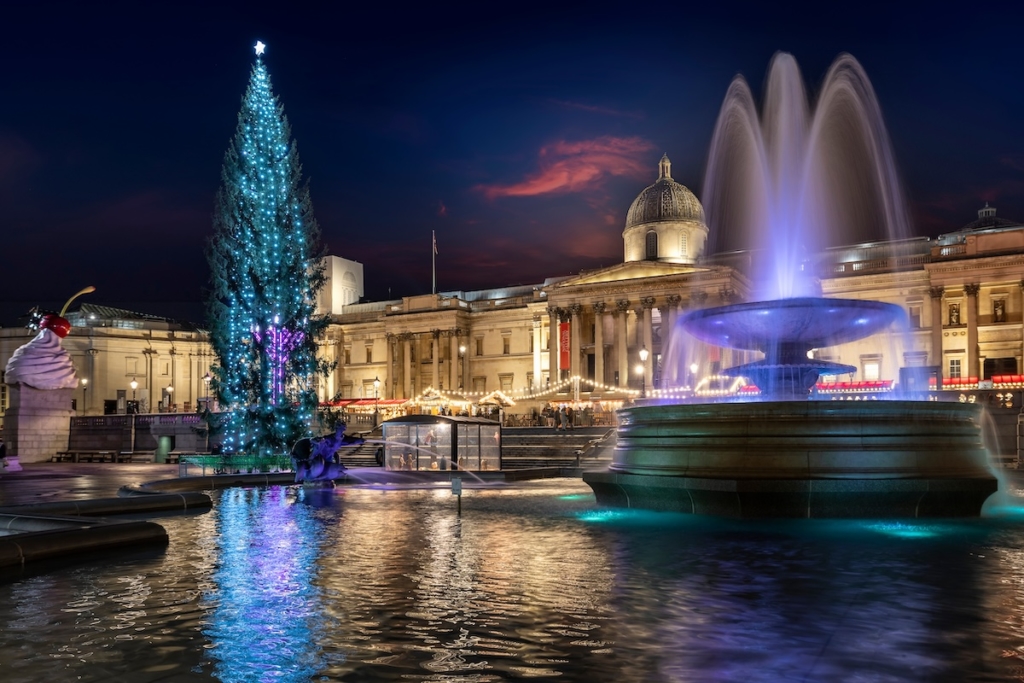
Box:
[0,519,168,569]
[0,493,212,517]
[584,470,998,518]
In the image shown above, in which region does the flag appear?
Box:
[433,231,438,255]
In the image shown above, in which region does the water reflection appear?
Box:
[3,481,1024,680]
[204,487,333,682]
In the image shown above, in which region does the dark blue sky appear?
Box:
[2,1,1022,325]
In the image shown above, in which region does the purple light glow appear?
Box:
[252,323,305,405]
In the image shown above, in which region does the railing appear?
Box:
[178,454,293,477]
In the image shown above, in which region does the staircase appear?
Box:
[500,427,613,470]
[336,441,382,468]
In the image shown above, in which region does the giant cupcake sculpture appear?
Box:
[4,287,94,467]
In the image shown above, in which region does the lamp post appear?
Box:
[80,377,88,414]
[689,362,699,390]
[203,372,212,410]
[373,376,381,427]
[129,378,138,414]
[638,346,649,399]
[458,344,466,390]
[166,384,174,412]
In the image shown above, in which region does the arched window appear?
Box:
[680,233,688,258]
[645,231,658,260]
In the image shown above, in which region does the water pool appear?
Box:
[3,478,1024,681]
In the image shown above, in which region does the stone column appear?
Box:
[593,302,606,386]
[460,331,470,390]
[547,306,560,384]
[532,316,543,389]
[664,294,682,384]
[402,334,412,399]
[641,296,655,389]
[569,303,582,379]
[431,330,441,389]
[85,348,97,414]
[449,331,459,391]
[616,299,630,387]
[143,348,156,413]
[965,283,980,379]
[929,286,944,372]
[385,333,394,400]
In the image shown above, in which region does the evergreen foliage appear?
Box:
[206,51,330,455]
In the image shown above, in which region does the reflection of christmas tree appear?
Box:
[206,42,330,455]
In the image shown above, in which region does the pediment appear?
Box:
[553,261,707,288]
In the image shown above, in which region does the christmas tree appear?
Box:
[206,41,330,455]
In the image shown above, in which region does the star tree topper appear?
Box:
[254,40,266,56]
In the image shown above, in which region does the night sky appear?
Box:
[2,2,1022,326]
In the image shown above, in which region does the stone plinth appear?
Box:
[583,400,999,518]
[5,385,74,463]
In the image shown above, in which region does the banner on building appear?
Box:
[559,322,570,370]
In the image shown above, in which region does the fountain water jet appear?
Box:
[584,53,997,517]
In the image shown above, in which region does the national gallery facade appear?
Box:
[2,154,1023,422]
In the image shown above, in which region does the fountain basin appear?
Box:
[583,400,997,518]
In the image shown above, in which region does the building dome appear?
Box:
[622,155,708,265]
[625,154,705,229]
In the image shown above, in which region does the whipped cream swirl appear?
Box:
[5,329,79,390]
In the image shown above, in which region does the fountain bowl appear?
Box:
[680,297,906,352]
[583,400,997,518]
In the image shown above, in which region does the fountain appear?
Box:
[584,53,998,518]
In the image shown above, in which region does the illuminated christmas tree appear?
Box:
[206,41,330,455]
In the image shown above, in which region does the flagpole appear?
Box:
[432,230,437,295]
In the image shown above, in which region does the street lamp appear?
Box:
[166,384,174,411]
[458,344,467,390]
[203,372,212,409]
[373,376,381,426]
[129,378,138,413]
[638,346,649,399]
[80,377,88,414]
[689,362,699,389]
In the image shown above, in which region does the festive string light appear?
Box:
[206,47,329,455]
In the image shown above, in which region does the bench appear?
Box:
[52,450,124,463]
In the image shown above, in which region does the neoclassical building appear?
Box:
[3,157,1023,425]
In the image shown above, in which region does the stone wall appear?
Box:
[5,385,74,463]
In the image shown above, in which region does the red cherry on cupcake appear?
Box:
[40,314,71,338]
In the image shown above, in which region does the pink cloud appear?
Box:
[437,200,447,218]
[477,136,655,200]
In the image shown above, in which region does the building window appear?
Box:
[502,337,510,355]
[529,334,534,353]
[908,305,921,329]
[994,299,1006,323]
[948,302,960,326]
[527,371,534,388]
[472,376,486,392]
[365,346,373,364]
[161,360,170,376]
[950,358,962,379]
[499,374,513,392]
[680,233,688,257]
[645,231,658,260]
[344,348,351,365]
[863,362,880,381]
[861,354,881,381]
[475,337,484,356]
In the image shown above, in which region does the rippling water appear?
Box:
[5,479,1024,681]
